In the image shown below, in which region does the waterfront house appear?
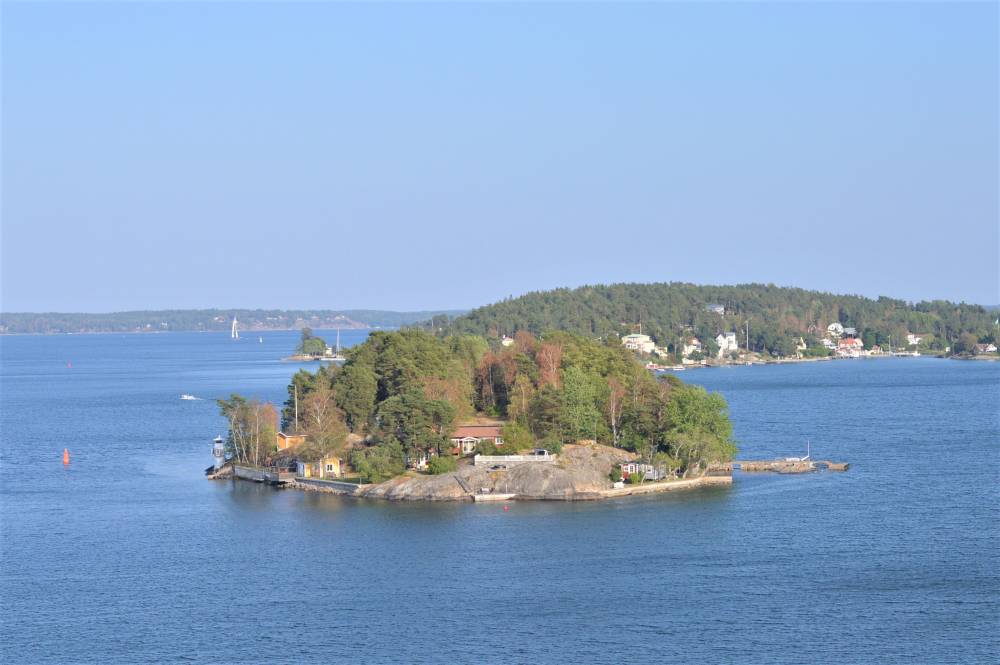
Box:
[682,337,703,358]
[975,343,997,354]
[620,461,667,481]
[827,322,844,338]
[296,454,343,479]
[621,333,655,354]
[906,333,924,346]
[843,327,858,337]
[450,424,504,455]
[837,337,865,357]
[715,332,739,357]
[276,432,306,451]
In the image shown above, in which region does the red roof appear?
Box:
[450,425,502,439]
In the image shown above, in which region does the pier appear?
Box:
[731,459,850,473]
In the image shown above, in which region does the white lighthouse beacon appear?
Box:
[212,435,226,471]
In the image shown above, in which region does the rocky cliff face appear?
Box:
[359,443,634,501]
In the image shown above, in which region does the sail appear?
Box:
[231,316,239,340]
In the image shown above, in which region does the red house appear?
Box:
[450,424,504,455]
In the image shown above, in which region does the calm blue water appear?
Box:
[1,334,998,664]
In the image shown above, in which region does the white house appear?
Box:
[715,332,739,357]
[827,322,844,338]
[682,337,703,358]
[621,333,655,354]
[705,303,725,316]
[620,461,668,482]
[906,333,923,346]
[500,336,515,347]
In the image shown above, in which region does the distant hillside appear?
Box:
[0,309,467,335]
[438,283,996,356]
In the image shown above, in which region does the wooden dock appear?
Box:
[232,465,296,484]
[733,459,849,473]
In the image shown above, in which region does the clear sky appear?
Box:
[2,2,997,312]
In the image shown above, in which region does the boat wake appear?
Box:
[180,394,202,401]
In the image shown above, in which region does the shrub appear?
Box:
[427,455,457,475]
[501,422,534,452]
[627,471,645,484]
[610,466,623,483]
[349,439,405,483]
[539,435,563,455]
[475,440,498,456]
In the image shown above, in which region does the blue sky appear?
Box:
[2,2,997,312]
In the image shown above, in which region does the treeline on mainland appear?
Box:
[431,283,997,357]
[248,328,735,483]
[0,308,466,334]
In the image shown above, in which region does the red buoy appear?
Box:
[503,505,509,512]
[63,448,70,465]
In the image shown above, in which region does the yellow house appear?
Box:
[297,454,343,479]
[276,432,306,451]
[318,454,343,478]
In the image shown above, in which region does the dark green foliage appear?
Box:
[500,422,533,452]
[538,436,563,455]
[438,283,995,357]
[296,327,328,356]
[610,466,623,483]
[954,332,980,356]
[427,455,458,475]
[475,440,499,456]
[288,326,740,482]
[349,440,405,483]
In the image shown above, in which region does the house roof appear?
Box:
[451,425,502,439]
[277,432,306,440]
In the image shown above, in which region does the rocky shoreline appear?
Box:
[277,443,732,502]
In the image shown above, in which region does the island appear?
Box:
[282,328,346,362]
[211,328,741,500]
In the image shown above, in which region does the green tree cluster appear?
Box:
[280,327,738,480]
[296,327,328,356]
[436,283,997,358]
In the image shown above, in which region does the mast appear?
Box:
[336,328,341,354]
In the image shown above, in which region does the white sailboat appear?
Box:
[231,316,239,340]
[323,328,346,362]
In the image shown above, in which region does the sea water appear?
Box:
[1,332,997,663]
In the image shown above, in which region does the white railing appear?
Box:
[473,453,557,467]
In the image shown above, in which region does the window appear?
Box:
[325,464,335,473]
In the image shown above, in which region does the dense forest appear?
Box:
[0,308,466,334]
[433,283,998,357]
[226,329,736,483]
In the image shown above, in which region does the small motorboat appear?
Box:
[180,394,200,400]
